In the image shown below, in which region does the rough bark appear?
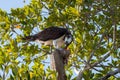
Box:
[50,49,70,80]
[50,53,56,70]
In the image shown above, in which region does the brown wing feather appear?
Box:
[23,26,68,41]
[35,26,68,41]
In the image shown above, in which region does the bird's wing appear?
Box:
[34,27,67,41]
[23,26,68,41]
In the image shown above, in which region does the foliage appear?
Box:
[0,0,120,80]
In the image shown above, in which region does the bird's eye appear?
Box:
[64,35,72,43]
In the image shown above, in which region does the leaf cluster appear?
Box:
[0,0,120,80]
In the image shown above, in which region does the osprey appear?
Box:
[23,26,73,49]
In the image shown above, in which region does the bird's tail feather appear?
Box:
[22,35,36,41]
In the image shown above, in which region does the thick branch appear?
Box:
[50,54,56,70]
[99,68,120,80]
[52,49,70,80]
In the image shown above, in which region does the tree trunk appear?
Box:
[50,49,70,80]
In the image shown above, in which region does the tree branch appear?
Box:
[76,32,107,80]
[76,50,112,80]
[76,70,84,80]
[113,25,117,50]
[87,32,105,64]
[91,50,111,67]
[99,68,120,80]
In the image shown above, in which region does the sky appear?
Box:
[0,0,31,78]
[0,1,76,78]
[0,0,58,78]
[0,0,30,12]
[1,0,120,79]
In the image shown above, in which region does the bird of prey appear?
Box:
[23,26,73,49]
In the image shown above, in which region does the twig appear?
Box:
[76,32,106,80]
[92,67,102,73]
[91,50,111,67]
[10,25,20,36]
[113,25,117,50]
[76,50,112,80]
[99,68,120,80]
[87,32,105,64]
[76,70,84,80]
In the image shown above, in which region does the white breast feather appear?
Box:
[53,35,65,48]
[35,35,65,48]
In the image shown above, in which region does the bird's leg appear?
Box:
[50,45,53,54]
[53,40,58,49]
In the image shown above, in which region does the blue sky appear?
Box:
[0,1,120,79]
[0,0,30,12]
[0,0,31,78]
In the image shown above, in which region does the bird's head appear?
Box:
[64,32,73,49]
